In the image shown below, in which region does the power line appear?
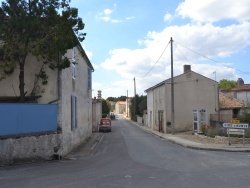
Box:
[174,40,250,76]
[138,41,170,79]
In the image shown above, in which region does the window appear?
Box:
[88,67,92,90]
[71,96,77,130]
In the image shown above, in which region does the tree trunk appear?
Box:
[19,59,26,102]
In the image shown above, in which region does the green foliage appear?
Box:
[106,96,126,102]
[239,108,250,124]
[37,69,48,85]
[102,99,111,116]
[106,97,117,102]
[219,79,237,90]
[130,95,147,121]
[0,0,85,101]
[117,96,126,101]
[201,124,227,137]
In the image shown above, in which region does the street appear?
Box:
[1,115,250,188]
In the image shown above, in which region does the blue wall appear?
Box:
[0,104,58,136]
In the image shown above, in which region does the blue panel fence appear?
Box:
[0,103,58,136]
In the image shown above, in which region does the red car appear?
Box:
[99,118,111,132]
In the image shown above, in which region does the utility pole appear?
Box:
[213,71,216,81]
[126,90,128,117]
[170,37,175,134]
[133,77,136,121]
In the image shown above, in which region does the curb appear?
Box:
[129,119,250,152]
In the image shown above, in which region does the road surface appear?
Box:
[0,115,250,187]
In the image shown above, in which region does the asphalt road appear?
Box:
[1,115,250,188]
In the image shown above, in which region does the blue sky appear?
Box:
[70,0,250,99]
[3,0,250,99]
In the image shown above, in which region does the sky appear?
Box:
[3,0,250,99]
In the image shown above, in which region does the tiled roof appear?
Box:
[219,93,244,109]
[117,101,126,105]
[232,84,250,91]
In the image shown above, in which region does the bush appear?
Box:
[201,124,227,138]
[239,108,250,124]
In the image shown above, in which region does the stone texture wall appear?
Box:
[195,134,250,144]
[0,132,62,166]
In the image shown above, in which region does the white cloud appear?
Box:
[104,9,112,15]
[97,5,122,23]
[96,5,135,23]
[126,16,135,20]
[164,13,172,22]
[93,1,250,97]
[100,22,250,95]
[92,64,99,70]
[176,0,250,23]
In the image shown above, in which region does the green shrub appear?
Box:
[239,107,250,124]
[201,123,227,137]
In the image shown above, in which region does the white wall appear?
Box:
[60,46,93,156]
[165,72,218,132]
[152,84,166,132]
[147,71,219,133]
[236,91,250,106]
[92,100,102,132]
[147,90,154,128]
[0,54,58,103]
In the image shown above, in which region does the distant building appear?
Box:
[115,101,126,114]
[145,65,219,133]
[231,78,250,106]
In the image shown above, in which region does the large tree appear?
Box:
[0,0,85,101]
[130,95,147,121]
[219,79,237,90]
[102,99,111,118]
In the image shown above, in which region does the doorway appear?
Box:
[158,110,164,133]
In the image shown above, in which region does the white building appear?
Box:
[145,65,219,133]
[0,41,94,163]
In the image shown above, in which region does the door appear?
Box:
[193,110,198,132]
[158,110,164,133]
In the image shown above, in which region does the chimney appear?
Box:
[184,65,191,73]
[237,78,244,86]
[97,90,102,100]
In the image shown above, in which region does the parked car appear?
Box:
[99,118,111,132]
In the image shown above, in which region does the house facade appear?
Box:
[115,101,126,114]
[92,97,102,132]
[232,83,250,107]
[145,65,219,133]
[216,92,244,123]
[0,42,94,164]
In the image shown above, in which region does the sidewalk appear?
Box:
[131,121,250,152]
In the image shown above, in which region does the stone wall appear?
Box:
[195,134,250,144]
[0,132,62,166]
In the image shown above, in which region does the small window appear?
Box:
[71,96,77,130]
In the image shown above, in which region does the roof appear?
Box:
[231,84,250,92]
[117,101,126,105]
[145,70,217,92]
[76,43,94,72]
[219,92,244,109]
